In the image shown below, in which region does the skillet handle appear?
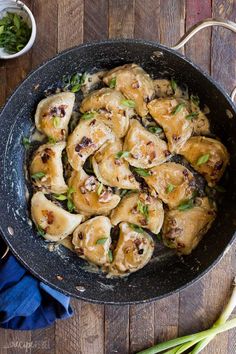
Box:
[171,18,236,101]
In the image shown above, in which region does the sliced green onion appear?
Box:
[147,126,163,134]
[137,200,149,221]
[31,172,46,180]
[177,199,194,211]
[116,151,130,159]
[171,103,185,115]
[22,137,30,148]
[190,94,200,106]
[36,225,45,237]
[121,99,136,108]
[171,78,177,92]
[109,77,116,88]
[48,136,57,144]
[67,199,75,212]
[166,183,175,193]
[129,223,144,233]
[81,112,95,120]
[196,154,209,166]
[53,194,67,201]
[53,116,60,128]
[108,249,113,262]
[96,238,108,245]
[185,112,198,120]
[97,182,103,196]
[133,168,151,177]
[71,83,82,93]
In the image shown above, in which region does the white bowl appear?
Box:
[0,0,36,59]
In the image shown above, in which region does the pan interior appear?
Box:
[0,40,235,304]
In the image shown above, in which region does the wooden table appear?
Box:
[0,1,235,353]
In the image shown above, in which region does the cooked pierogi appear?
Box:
[148,97,192,153]
[67,118,114,171]
[162,197,216,255]
[80,88,134,137]
[110,192,164,234]
[109,222,154,276]
[179,136,229,186]
[35,92,75,141]
[30,142,67,194]
[69,169,120,217]
[31,192,83,241]
[103,64,155,117]
[92,139,139,189]
[72,216,112,266]
[123,119,169,168]
[143,162,195,209]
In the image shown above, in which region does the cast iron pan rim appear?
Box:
[0,38,236,304]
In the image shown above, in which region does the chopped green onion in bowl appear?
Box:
[0,12,32,54]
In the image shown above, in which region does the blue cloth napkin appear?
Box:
[0,250,73,330]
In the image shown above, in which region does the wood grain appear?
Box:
[185,0,212,72]
[84,0,108,41]
[109,0,135,38]
[105,305,129,354]
[58,0,84,52]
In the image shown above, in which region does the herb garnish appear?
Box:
[137,200,149,221]
[133,168,151,177]
[171,103,185,115]
[62,72,86,92]
[96,237,108,245]
[97,182,103,196]
[0,12,31,54]
[48,136,57,144]
[53,194,67,201]
[121,99,136,108]
[81,112,95,120]
[109,77,116,89]
[53,116,60,128]
[166,183,175,193]
[108,249,113,262]
[116,151,130,159]
[67,187,75,212]
[31,172,46,180]
[177,199,194,211]
[171,78,177,92]
[147,126,163,134]
[196,154,210,166]
[190,94,200,106]
[22,137,30,148]
[185,112,198,120]
[129,223,144,233]
[36,225,46,237]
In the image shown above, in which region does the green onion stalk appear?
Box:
[138,277,236,354]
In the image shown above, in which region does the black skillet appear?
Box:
[0,19,236,304]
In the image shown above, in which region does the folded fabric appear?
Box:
[0,250,73,330]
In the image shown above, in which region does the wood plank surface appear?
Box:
[0,1,235,353]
